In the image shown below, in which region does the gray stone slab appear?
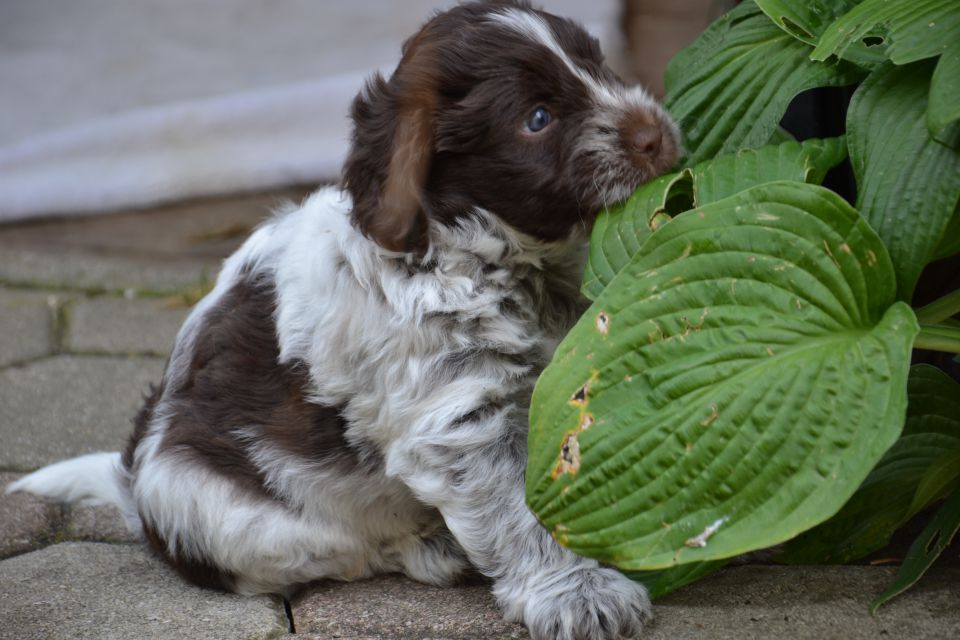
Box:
[0,288,61,367]
[293,574,528,639]
[0,355,165,469]
[293,566,960,640]
[0,473,60,558]
[0,247,216,295]
[0,188,308,261]
[68,295,190,355]
[0,542,288,640]
[64,503,139,545]
[647,564,960,639]
[0,189,313,296]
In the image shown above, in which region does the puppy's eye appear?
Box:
[526,107,552,133]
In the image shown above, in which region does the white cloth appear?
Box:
[0,0,621,222]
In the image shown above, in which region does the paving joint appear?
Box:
[0,354,57,372]
[0,275,213,300]
[63,348,173,359]
[0,352,159,372]
[0,278,114,297]
[283,598,297,634]
[0,502,64,561]
[51,296,71,354]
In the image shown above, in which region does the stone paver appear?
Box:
[0,187,311,295]
[647,564,960,639]
[0,246,215,295]
[0,188,308,261]
[0,473,60,558]
[293,566,960,640]
[0,288,62,366]
[68,295,190,355]
[1,473,136,558]
[0,355,165,469]
[0,542,289,640]
[293,574,528,639]
[64,503,139,545]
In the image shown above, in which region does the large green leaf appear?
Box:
[754,0,886,67]
[778,365,960,564]
[691,137,846,205]
[766,126,797,146]
[871,487,960,612]
[755,0,861,43]
[929,39,960,145]
[582,138,847,300]
[847,60,960,301]
[664,2,865,167]
[527,181,918,570]
[582,172,688,302]
[812,0,960,65]
[930,204,960,262]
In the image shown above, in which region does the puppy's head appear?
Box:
[343,0,679,255]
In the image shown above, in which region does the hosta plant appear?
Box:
[526,0,960,607]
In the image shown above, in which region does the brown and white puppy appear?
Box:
[9,2,678,638]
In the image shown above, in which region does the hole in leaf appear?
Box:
[862,35,885,47]
[572,385,588,404]
[780,17,814,41]
[595,311,610,335]
[553,432,582,477]
[579,413,595,431]
[663,171,695,215]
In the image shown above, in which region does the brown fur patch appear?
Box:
[142,520,237,592]
[157,273,358,497]
[125,272,361,591]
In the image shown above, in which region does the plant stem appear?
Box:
[914,323,960,354]
[915,288,960,325]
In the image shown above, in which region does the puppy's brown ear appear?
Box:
[343,36,437,255]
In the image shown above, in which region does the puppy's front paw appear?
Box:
[502,566,651,640]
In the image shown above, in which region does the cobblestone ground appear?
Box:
[1,190,958,639]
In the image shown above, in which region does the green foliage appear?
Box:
[625,559,729,600]
[928,40,960,144]
[582,138,848,300]
[526,0,960,602]
[871,487,960,612]
[777,366,960,563]
[528,181,918,567]
[663,2,865,167]
[755,0,884,67]
[932,205,960,262]
[846,60,960,301]
[810,0,960,65]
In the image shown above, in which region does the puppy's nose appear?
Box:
[629,124,662,159]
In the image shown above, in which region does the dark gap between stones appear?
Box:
[283,597,296,634]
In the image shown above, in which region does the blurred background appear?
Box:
[0,0,722,224]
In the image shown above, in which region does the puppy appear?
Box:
[9,2,679,638]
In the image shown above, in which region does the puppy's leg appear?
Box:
[398,413,650,640]
[391,527,471,586]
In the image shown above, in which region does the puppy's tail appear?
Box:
[6,451,127,508]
